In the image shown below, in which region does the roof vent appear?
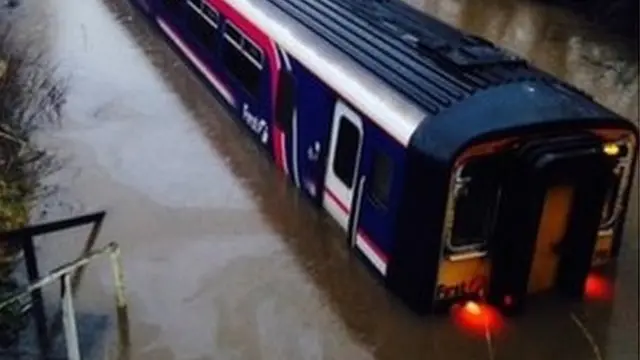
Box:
[411,33,526,69]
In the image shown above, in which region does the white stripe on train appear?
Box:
[279,46,292,72]
[291,109,300,188]
[161,9,391,276]
[223,0,423,145]
[156,17,387,275]
[280,133,289,175]
[280,48,302,188]
[324,187,389,276]
[356,233,388,275]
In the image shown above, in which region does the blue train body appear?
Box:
[128,0,638,314]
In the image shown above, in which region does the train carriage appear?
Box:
[129,0,638,314]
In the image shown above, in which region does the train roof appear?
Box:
[233,0,427,144]
[232,0,617,146]
[412,80,637,162]
[263,0,538,111]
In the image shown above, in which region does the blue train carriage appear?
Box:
[129,0,639,314]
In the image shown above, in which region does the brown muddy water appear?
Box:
[2,0,638,359]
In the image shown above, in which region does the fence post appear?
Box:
[22,234,49,355]
[0,211,110,357]
[61,274,81,360]
[109,243,130,359]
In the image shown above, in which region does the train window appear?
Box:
[186,0,199,9]
[243,41,264,67]
[600,172,621,226]
[449,157,502,251]
[600,163,626,229]
[162,0,181,11]
[369,151,393,207]
[224,23,243,47]
[186,0,218,45]
[600,138,634,230]
[223,22,263,97]
[202,3,219,26]
[333,116,361,188]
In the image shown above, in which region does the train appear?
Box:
[128,0,638,314]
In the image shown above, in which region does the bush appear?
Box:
[0,21,66,347]
[0,23,65,234]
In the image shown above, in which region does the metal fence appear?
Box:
[0,212,130,359]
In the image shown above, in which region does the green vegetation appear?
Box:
[0,23,65,347]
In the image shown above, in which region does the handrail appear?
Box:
[0,242,130,360]
[0,212,106,241]
[0,211,106,355]
[0,211,131,359]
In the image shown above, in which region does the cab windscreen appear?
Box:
[599,138,635,231]
[448,156,503,252]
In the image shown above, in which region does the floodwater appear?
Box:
[3,0,638,359]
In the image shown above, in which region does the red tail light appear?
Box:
[451,301,504,337]
[584,273,613,301]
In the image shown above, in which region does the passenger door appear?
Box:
[323,100,364,231]
[276,63,333,205]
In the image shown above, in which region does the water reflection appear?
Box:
[415,0,639,123]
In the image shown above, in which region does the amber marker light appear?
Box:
[603,143,620,156]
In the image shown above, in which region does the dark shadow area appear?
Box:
[535,0,638,50]
[0,312,110,359]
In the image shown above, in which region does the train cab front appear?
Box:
[437,129,636,315]
[387,82,638,318]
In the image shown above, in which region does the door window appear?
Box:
[275,70,296,132]
[369,150,394,207]
[333,116,361,188]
